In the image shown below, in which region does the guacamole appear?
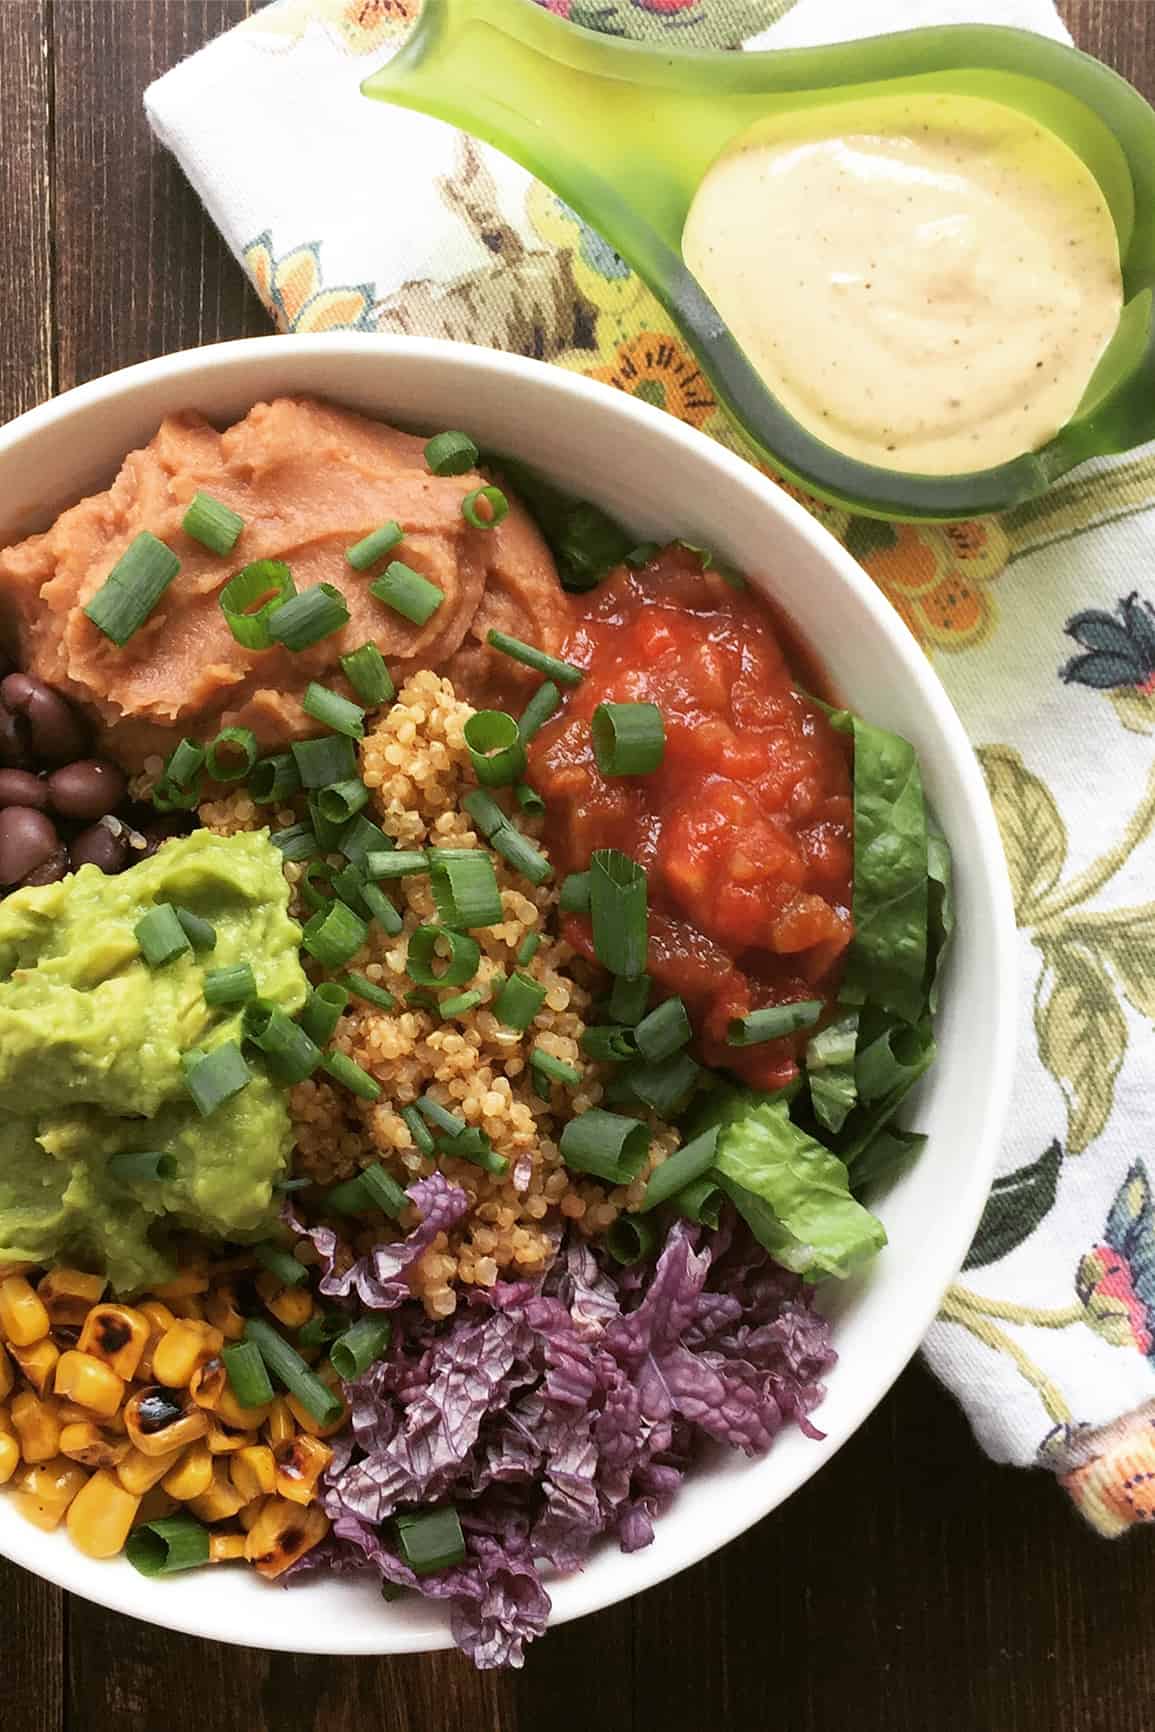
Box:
[0,829,307,1292]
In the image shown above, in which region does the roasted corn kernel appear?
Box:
[256,1271,314,1331]
[189,1358,272,1432]
[0,1404,13,1436]
[273,1435,332,1506]
[0,1433,19,1484]
[66,1468,140,1558]
[287,1364,346,1439]
[237,1495,267,1532]
[151,1270,209,1300]
[11,1457,88,1530]
[59,1421,130,1471]
[133,1486,179,1528]
[54,1350,126,1420]
[230,1444,276,1503]
[209,1532,247,1563]
[265,1398,296,1448]
[204,1284,246,1342]
[117,1445,186,1496]
[0,1343,13,1403]
[152,1320,223,1389]
[11,1391,62,1464]
[186,1460,247,1523]
[123,1387,209,1457]
[36,1268,105,1329]
[10,1338,59,1397]
[161,1439,213,1501]
[0,1276,50,1346]
[77,1304,149,1381]
[244,1496,329,1578]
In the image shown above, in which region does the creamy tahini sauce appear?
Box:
[682,93,1123,474]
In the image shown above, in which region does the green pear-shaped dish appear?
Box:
[365,0,1155,521]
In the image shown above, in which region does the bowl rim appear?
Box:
[0,333,1017,1652]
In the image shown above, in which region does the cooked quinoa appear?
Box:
[201,671,678,1320]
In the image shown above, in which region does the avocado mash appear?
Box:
[0,829,307,1292]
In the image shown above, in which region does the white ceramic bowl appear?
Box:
[0,335,1016,1653]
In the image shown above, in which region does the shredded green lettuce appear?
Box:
[806,1011,859,1134]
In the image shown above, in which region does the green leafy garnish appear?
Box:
[806,1011,859,1135]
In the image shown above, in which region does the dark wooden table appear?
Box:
[2,3,1154,1728]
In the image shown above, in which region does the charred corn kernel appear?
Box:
[0,1344,13,1402]
[186,1460,247,1523]
[238,1495,268,1532]
[287,1367,347,1440]
[0,1433,18,1483]
[11,1457,89,1530]
[264,1398,295,1449]
[66,1469,140,1558]
[152,1320,223,1389]
[77,1304,149,1381]
[245,1496,329,1579]
[204,1284,246,1342]
[255,1271,314,1331]
[59,1421,130,1471]
[133,1486,179,1528]
[188,1358,270,1432]
[11,1391,61,1464]
[35,1268,105,1329]
[161,1439,213,1501]
[123,1388,208,1458]
[205,1419,257,1455]
[152,1270,209,1299]
[273,1435,332,1506]
[10,1338,59,1397]
[0,1276,50,1346]
[230,1444,276,1503]
[209,1532,247,1563]
[53,1351,125,1420]
[117,1445,186,1496]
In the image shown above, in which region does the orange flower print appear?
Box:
[243,233,378,334]
[582,332,717,428]
[842,514,1008,652]
[240,0,418,54]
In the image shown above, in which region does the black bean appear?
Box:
[20,845,69,887]
[70,821,129,874]
[47,758,127,821]
[0,704,30,769]
[0,807,59,885]
[0,770,49,810]
[0,673,87,764]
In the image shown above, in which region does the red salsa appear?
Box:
[528,549,854,1091]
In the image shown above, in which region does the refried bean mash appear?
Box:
[0,399,951,1666]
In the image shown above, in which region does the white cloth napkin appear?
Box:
[147,0,1155,1532]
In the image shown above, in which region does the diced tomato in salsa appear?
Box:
[528,549,854,1090]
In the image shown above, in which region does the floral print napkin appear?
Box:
[146,0,1155,1533]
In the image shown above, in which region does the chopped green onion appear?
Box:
[635,996,691,1064]
[369,561,444,627]
[244,1316,344,1428]
[292,733,357,790]
[346,520,403,572]
[464,709,525,788]
[361,880,403,937]
[727,1001,824,1045]
[401,1103,435,1154]
[486,629,583,688]
[270,822,320,862]
[592,701,665,777]
[559,872,591,914]
[462,787,507,840]
[581,1025,638,1063]
[407,924,480,987]
[339,814,392,864]
[301,900,368,967]
[151,774,200,813]
[205,726,259,783]
[673,1175,724,1229]
[415,1093,466,1139]
[165,738,205,790]
[490,822,551,887]
[83,531,180,646]
[341,642,395,705]
[323,1174,374,1215]
[273,1177,311,1195]
[531,1047,581,1088]
[323,1048,381,1101]
[560,1109,649,1183]
[308,792,349,854]
[516,932,542,966]
[135,904,191,968]
[517,681,561,746]
[360,1164,408,1218]
[429,849,502,929]
[364,849,427,881]
[342,972,397,1012]
[605,1213,659,1266]
[173,907,216,953]
[250,752,301,805]
[218,560,295,650]
[221,1339,275,1408]
[297,1310,346,1350]
[438,988,484,1018]
[591,849,647,978]
[515,782,545,818]
[108,1150,177,1184]
[639,1127,719,1212]
[182,1042,251,1117]
[445,1131,507,1175]
[327,865,365,918]
[203,962,258,1008]
[299,981,348,1047]
[253,1241,309,1287]
[331,1317,393,1382]
[182,491,244,556]
[267,582,350,651]
[125,1514,210,1578]
[493,970,545,1031]
[461,485,509,530]
[608,973,651,1025]
[242,1001,322,1085]
[396,1505,466,1575]
[302,681,365,739]
[407,988,439,1010]
[316,778,369,826]
[625,541,661,567]
[627,1051,702,1117]
[424,430,479,476]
